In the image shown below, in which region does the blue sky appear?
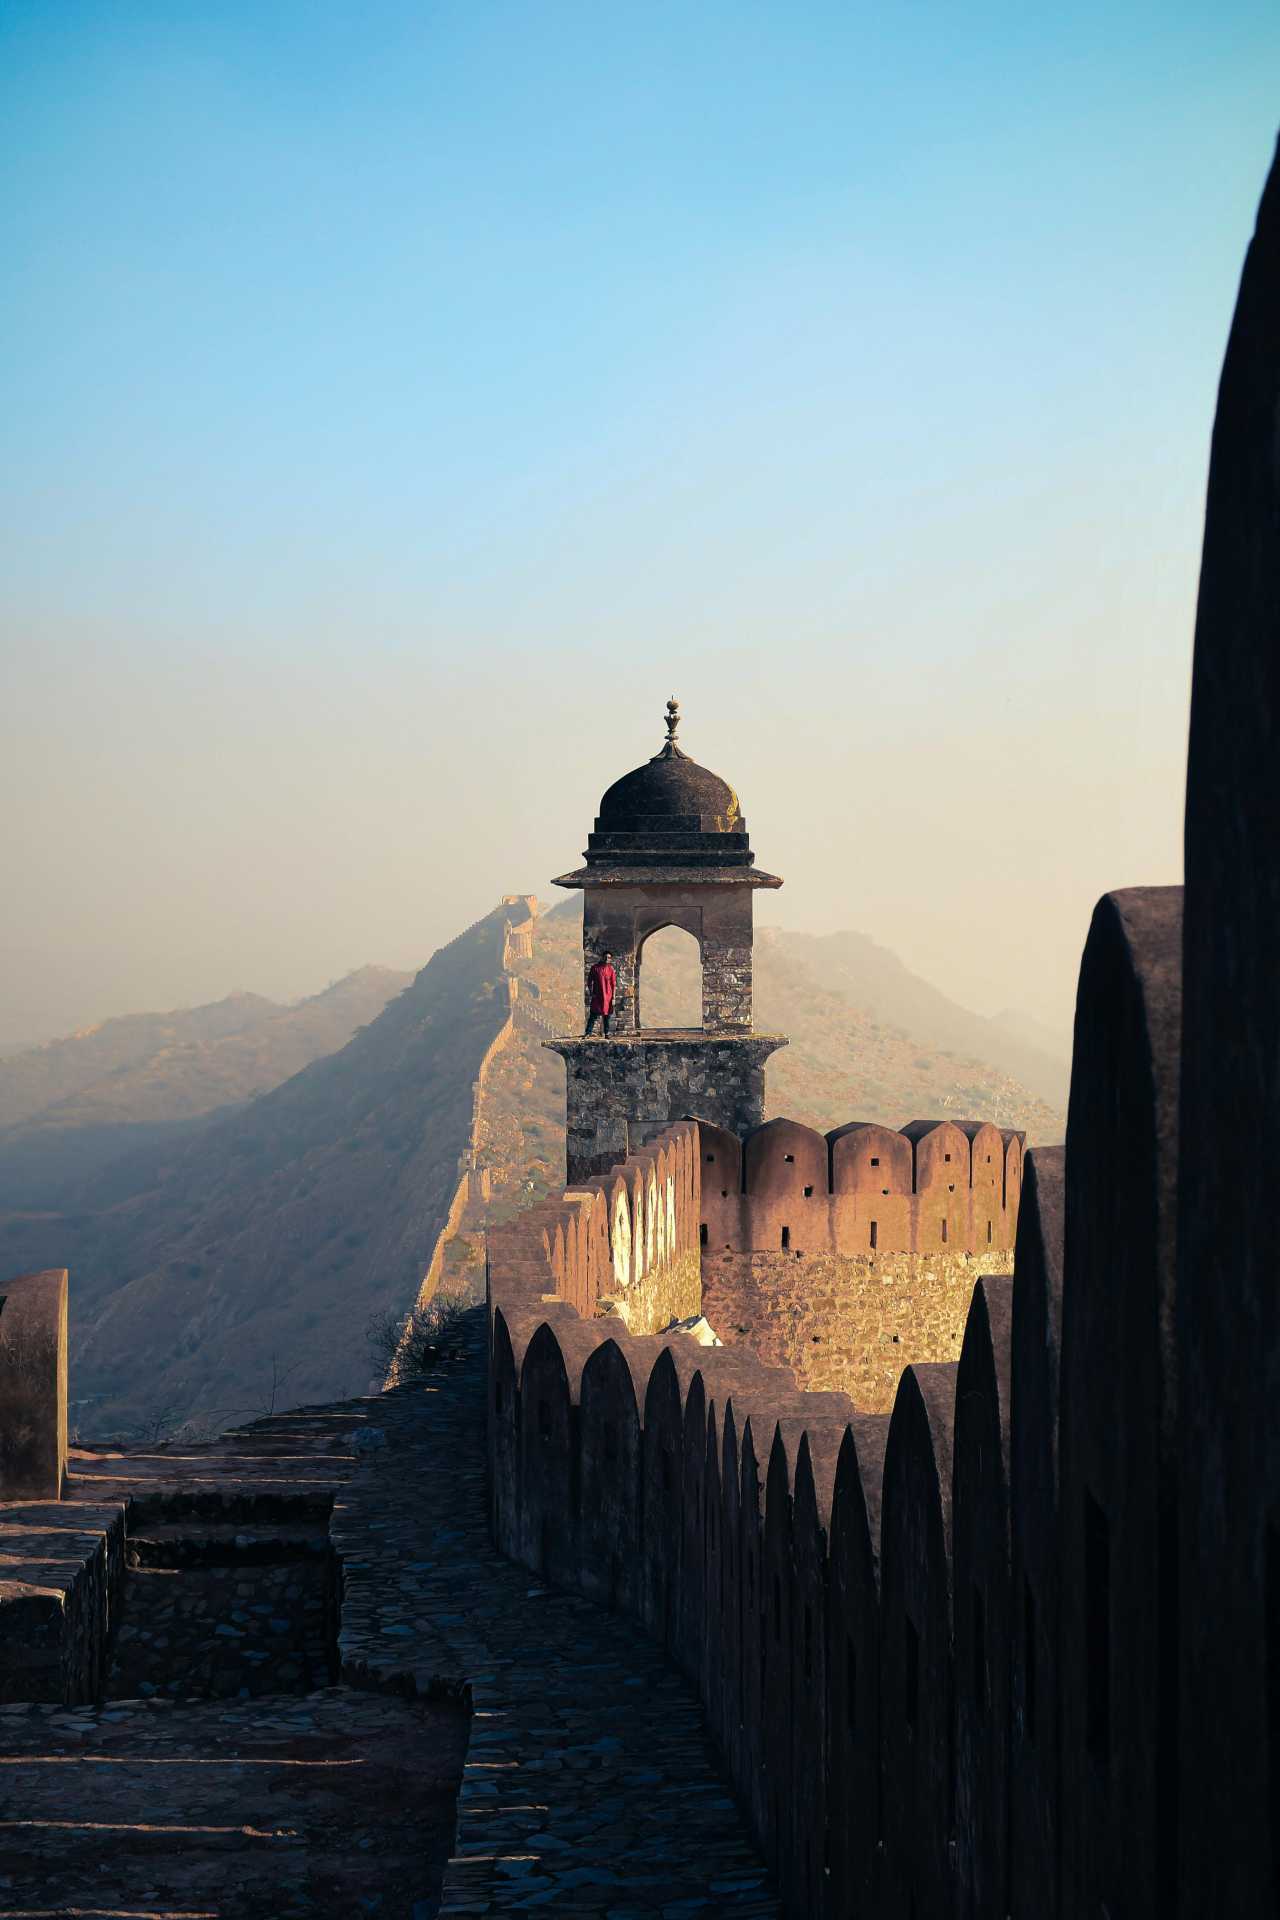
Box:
[3,2,1278,1043]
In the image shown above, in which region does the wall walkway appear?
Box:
[337,1306,779,1917]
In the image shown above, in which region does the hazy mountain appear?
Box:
[0,968,412,1206]
[756,927,1069,1111]
[0,896,1064,1435]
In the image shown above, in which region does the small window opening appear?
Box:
[944,1152,952,1162]
[973,1584,987,1719]
[700,1223,708,1247]
[905,1616,919,1729]
[846,1636,857,1734]
[941,1218,949,1243]
[987,1154,992,1163]
[706,1153,716,1164]
[784,1153,795,1163]
[1086,1489,1111,1763]
[987,1220,993,1244]
[870,1156,880,1167]
[1024,1577,1038,1745]
[870,1221,878,1250]
[948,1183,956,1193]
[803,1184,814,1197]
[721,1188,728,1198]
[781,1226,791,1250]
[538,1398,552,1441]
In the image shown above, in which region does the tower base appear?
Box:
[546,1031,787,1185]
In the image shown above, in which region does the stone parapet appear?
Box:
[0,1268,68,1501]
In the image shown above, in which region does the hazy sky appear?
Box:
[3,3,1277,1047]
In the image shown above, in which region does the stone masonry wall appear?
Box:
[605,1246,701,1338]
[701,1248,1016,1408]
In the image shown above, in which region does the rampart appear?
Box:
[484,880,1183,1918]
[699,1116,1023,1257]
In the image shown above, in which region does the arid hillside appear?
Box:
[0,969,412,1206]
[0,894,1064,1436]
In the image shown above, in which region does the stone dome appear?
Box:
[598,743,740,832]
[583,699,754,870]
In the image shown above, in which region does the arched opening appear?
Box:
[636,924,702,1030]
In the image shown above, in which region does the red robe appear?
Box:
[588,962,616,1014]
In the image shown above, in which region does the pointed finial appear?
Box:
[665,695,680,746]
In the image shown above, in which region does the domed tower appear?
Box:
[548,699,787,1182]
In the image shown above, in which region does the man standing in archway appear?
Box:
[585,949,616,1037]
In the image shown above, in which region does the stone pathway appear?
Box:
[332,1307,779,1917]
[1,1309,776,1917]
[0,1685,467,1918]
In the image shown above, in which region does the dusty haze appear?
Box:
[5,5,1276,1045]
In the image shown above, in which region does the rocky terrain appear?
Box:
[0,896,1065,1436]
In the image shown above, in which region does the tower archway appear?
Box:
[637,924,703,1030]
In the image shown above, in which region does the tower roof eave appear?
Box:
[551,864,784,891]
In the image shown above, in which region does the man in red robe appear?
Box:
[585,950,617,1037]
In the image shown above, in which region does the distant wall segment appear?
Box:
[700,1115,1023,1257]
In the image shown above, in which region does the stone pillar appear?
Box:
[0,1269,68,1501]
[547,1034,786,1185]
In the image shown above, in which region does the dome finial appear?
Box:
[664,695,680,749]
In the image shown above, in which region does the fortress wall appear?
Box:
[1058,888,1182,1920]
[952,1273,1015,1920]
[700,1247,1015,1407]
[486,873,1187,1920]
[1009,1145,1065,1919]
[697,1116,1022,1257]
[1176,143,1280,1920]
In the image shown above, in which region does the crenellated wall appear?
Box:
[484,876,1186,1919]
[699,1116,1023,1256]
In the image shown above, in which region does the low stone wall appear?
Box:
[701,1248,1016,1408]
[0,1268,68,1500]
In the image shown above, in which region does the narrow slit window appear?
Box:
[700,1223,708,1247]
[944,1152,952,1162]
[987,1220,993,1243]
[941,1218,949,1243]
[870,1221,878,1250]
[1086,1488,1111,1762]
[781,1226,791,1250]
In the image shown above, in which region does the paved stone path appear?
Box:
[333,1307,779,1917]
[0,1685,467,1918]
[1,1309,776,1917]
